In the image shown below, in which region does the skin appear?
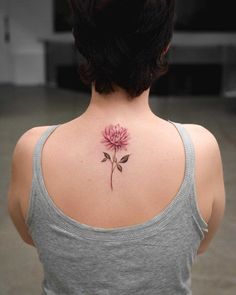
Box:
[7,44,225,255]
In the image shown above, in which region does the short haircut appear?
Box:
[69,0,176,99]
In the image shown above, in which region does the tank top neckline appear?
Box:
[32,120,194,241]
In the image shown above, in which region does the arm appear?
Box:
[197,126,225,255]
[7,126,48,247]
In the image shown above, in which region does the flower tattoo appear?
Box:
[101,124,131,191]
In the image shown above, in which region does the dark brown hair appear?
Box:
[69,0,176,99]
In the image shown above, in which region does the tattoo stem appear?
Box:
[110,148,117,191]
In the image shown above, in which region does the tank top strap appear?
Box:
[33,125,61,177]
[26,124,61,227]
[168,120,194,183]
[168,120,209,234]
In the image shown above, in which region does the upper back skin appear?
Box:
[16,115,226,255]
[18,116,216,234]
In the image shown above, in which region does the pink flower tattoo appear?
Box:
[101,124,131,191]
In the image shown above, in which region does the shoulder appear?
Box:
[183,124,221,163]
[182,123,226,254]
[183,123,225,184]
[182,123,222,169]
[11,125,53,172]
[14,125,50,156]
[182,123,224,181]
[183,122,225,174]
[11,124,51,184]
[7,126,51,245]
[184,123,225,240]
[8,126,51,210]
[183,123,219,147]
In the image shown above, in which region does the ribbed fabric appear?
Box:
[26,120,208,295]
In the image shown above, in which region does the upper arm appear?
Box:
[186,124,226,255]
[7,126,48,246]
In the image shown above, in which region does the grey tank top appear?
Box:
[25,120,208,295]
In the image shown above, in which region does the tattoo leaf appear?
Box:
[101,158,107,162]
[119,154,130,163]
[103,152,111,160]
[117,164,122,172]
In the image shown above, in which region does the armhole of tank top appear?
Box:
[192,171,209,236]
[25,127,52,228]
[25,172,37,229]
[185,125,209,238]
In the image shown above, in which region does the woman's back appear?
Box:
[12,115,225,294]
[7,0,226,292]
[23,116,213,231]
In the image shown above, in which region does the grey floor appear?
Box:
[0,85,235,295]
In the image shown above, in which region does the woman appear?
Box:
[8,0,225,294]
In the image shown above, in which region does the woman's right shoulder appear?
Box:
[12,125,53,179]
[182,123,225,185]
[182,123,219,146]
[182,123,226,254]
[15,125,53,151]
[182,123,222,166]
[182,123,225,198]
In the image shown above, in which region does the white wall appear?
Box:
[9,0,53,85]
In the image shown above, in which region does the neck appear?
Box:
[81,83,156,121]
